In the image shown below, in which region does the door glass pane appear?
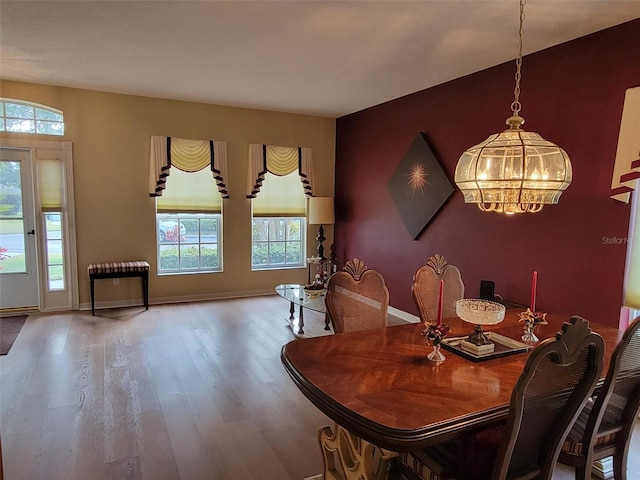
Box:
[0,161,26,273]
[45,213,65,291]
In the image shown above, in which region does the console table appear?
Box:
[87,261,150,315]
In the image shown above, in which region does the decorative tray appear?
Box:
[441,332,532,362]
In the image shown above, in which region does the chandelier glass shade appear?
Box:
[454,0,572,214]
[455,115,573,214]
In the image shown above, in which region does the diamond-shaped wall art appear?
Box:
[387,133,454,240]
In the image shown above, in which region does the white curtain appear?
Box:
[149,136,169,196]
[624,180,640,309]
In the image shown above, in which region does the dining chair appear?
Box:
[393,315,605,480]
[325,257,389,333]
[412,254,464,324]
[558,315,640,480]
[320,258,395,478]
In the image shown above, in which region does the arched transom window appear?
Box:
[0,98,64,136]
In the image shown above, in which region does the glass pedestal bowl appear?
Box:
[304,285,326,298]
[455,299,506,351]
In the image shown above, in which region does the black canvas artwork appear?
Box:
[387,133,454,239]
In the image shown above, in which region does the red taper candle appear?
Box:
[437,279,444,325]
[530,270,538,313]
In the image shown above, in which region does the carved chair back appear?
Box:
[325,258,389,334]
[492,316,605,480]
[559,315,640,480]
[412,254,464,324]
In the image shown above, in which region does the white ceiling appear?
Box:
[1,1,639,118]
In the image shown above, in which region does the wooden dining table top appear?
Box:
[280,310,623,452]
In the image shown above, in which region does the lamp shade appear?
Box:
[308,197,334,225]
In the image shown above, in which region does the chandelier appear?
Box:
[454,0,572,214]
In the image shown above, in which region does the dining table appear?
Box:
[280,309,623,454]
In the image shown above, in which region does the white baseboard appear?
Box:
[81,292,423,325]
[389,306,420,323]
[80,289,275,312]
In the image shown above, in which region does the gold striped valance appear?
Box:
[149,136,229,198]
[246,144,314,198]
[611,87,640,203]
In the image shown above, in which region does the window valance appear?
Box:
[149,136,229,198]
[246,144,314,198]
[610,87,640,203]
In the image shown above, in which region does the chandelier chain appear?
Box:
[454,0,572,215]
[511,0,526,116]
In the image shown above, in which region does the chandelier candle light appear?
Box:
[454,0,572,214]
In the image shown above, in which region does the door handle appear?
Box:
[27,229,35,235]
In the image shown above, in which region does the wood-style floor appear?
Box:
[0,296,638,480]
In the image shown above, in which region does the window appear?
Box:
[247,144,315,271]
[43,212,65,290]
[39,158,66,291]
[624,182,640,312]
[252,170,306,269]
[252,217,304,268]
[0,158,27,274]
[156,164,222,274]
[0,99,64,136]
[150,137,228,274]
[158,213,220,272]
[610,87,640,327]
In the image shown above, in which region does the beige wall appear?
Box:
[0,80,336,308]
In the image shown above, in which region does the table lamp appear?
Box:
[308,197,334,261]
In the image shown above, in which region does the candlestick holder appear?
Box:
[422,322,450,362]
[428,343,445,362]
[521,326,538,343]
[519,308,547,343]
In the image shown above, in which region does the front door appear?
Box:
[0,147,39,310]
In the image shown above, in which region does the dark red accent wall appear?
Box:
[334,19,640,327]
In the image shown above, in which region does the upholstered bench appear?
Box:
[87,261,150,315]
